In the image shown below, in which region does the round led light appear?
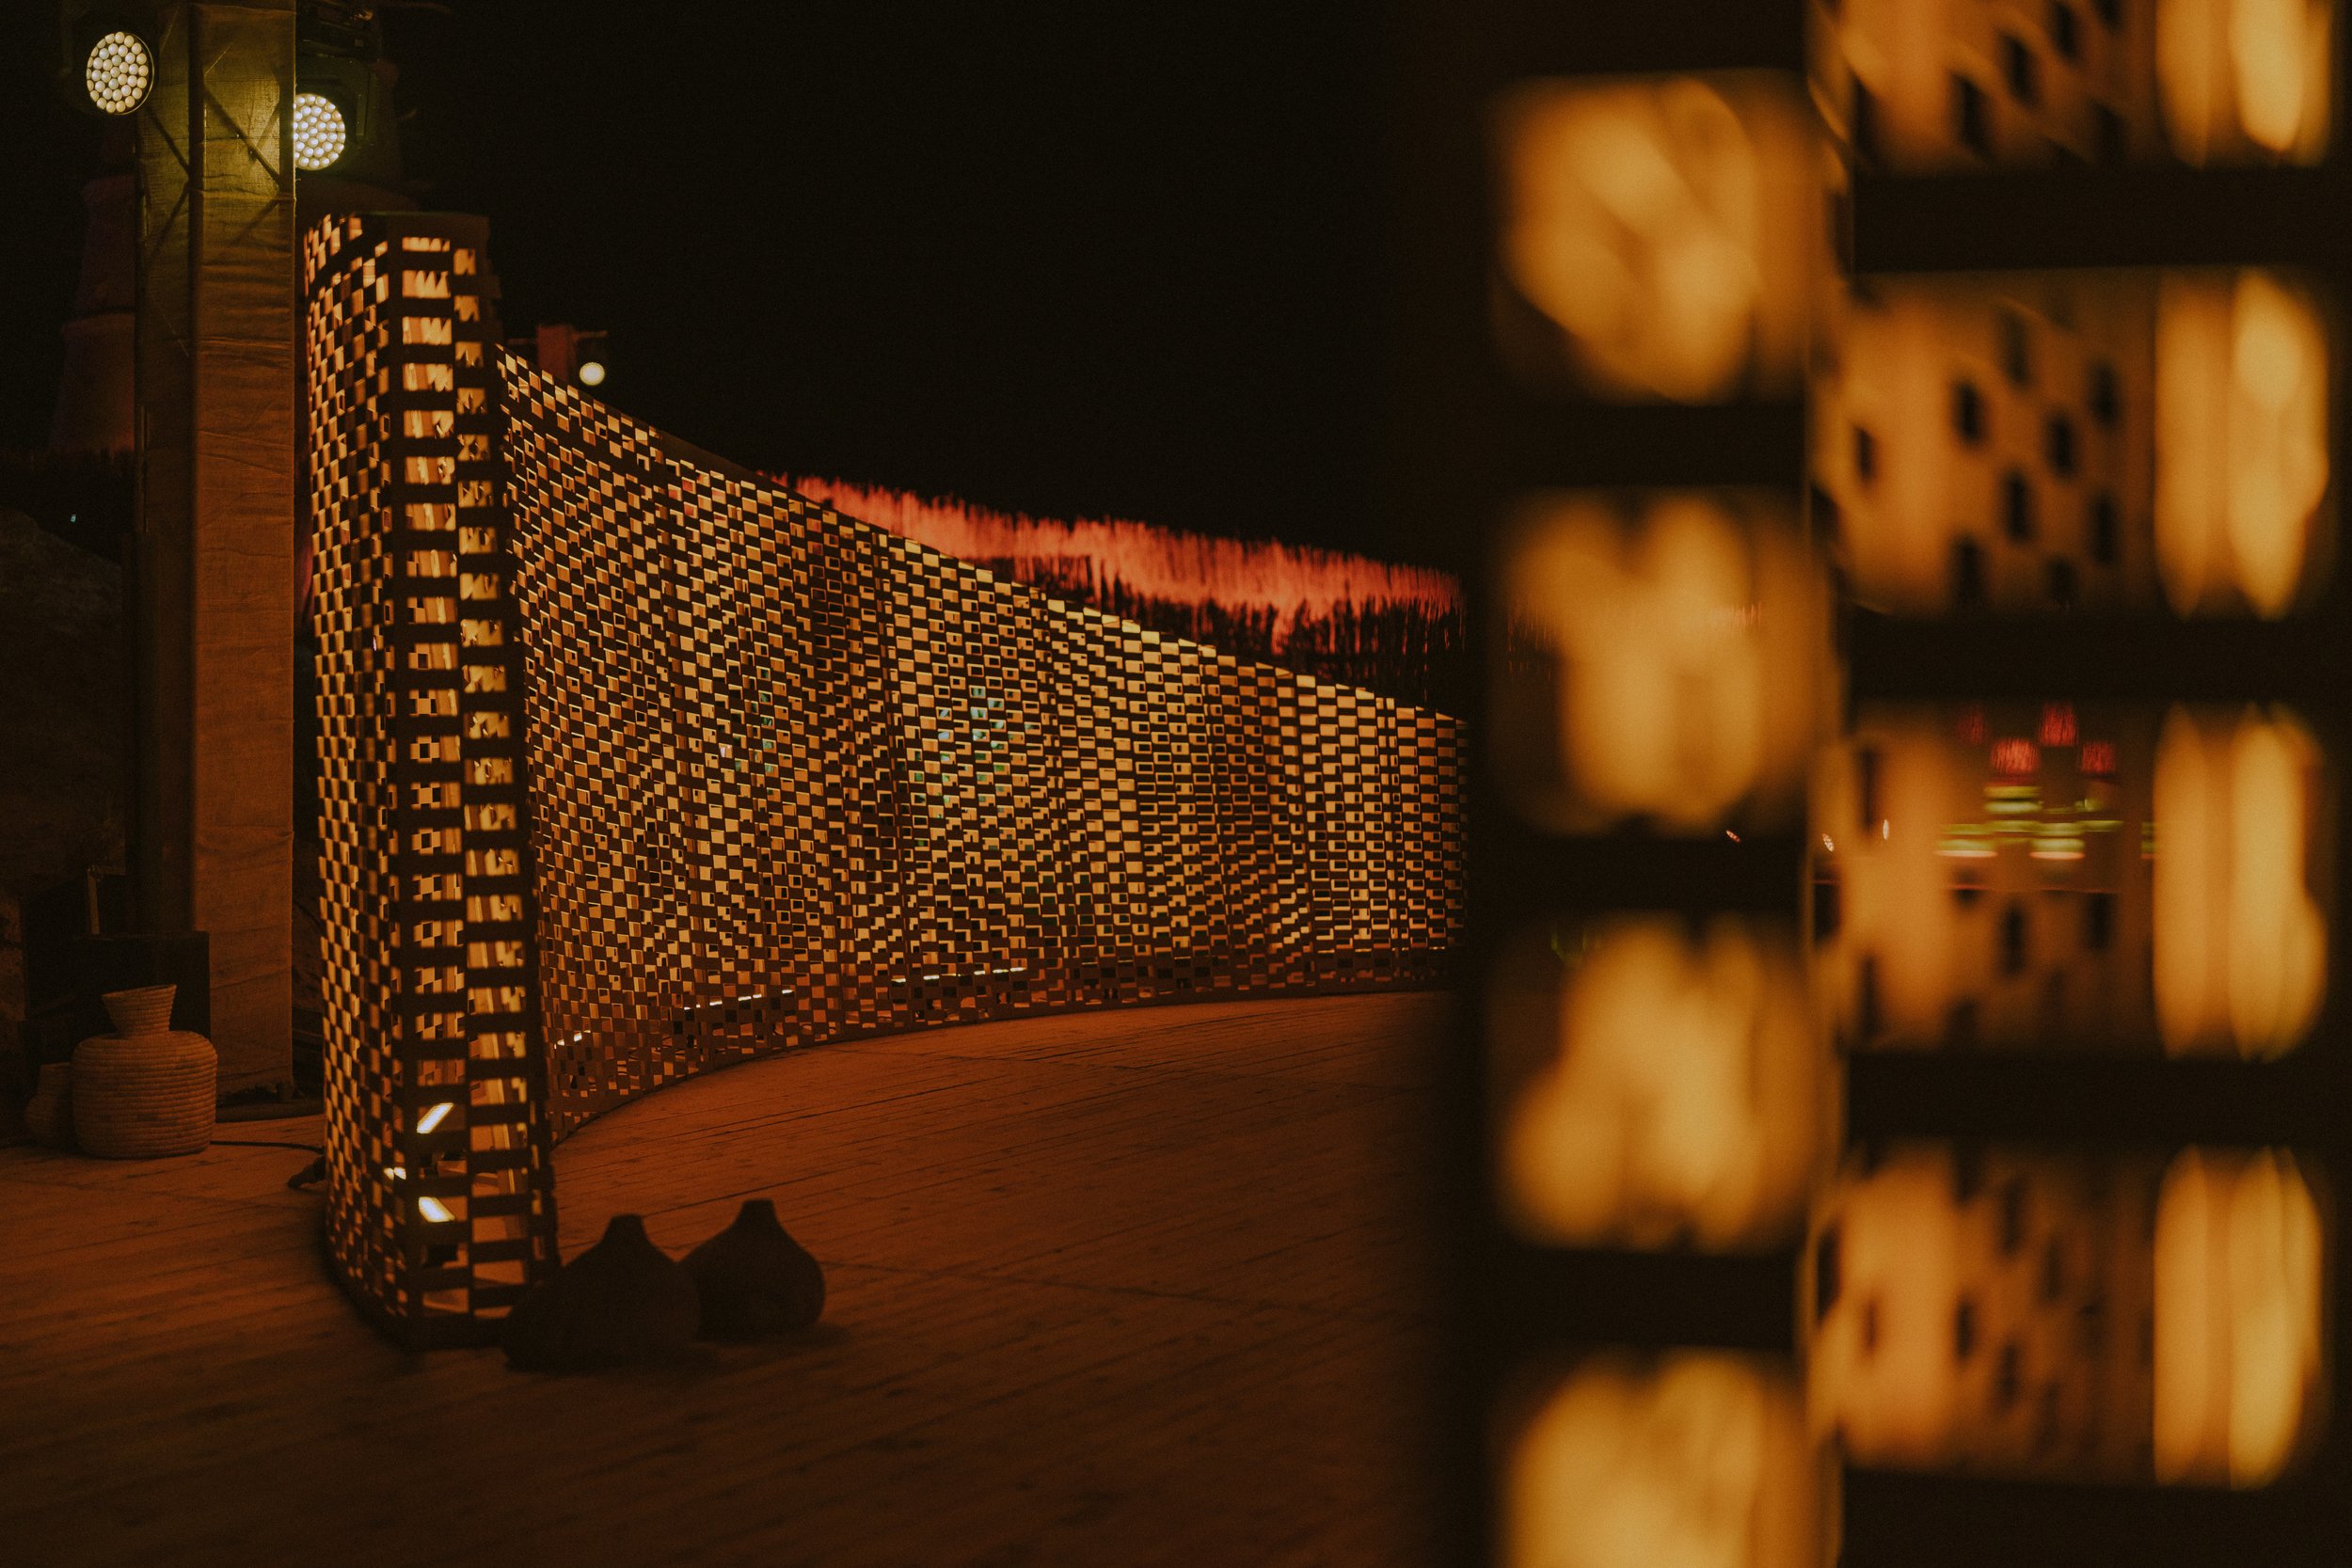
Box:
[85,31,153,117]
[292,91,348,172]
[578,360,608,388]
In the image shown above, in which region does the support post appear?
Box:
[133,0,298,1093]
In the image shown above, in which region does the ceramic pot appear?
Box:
[24,1062,75,1150]
[72,984,216,1159]
[684,1198,827,1338]
[501,1214,703,1370]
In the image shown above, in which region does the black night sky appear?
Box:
[5,3,1410,561]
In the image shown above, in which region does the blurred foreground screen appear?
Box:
[1494,492,1833,834]
[1814,702,2331,1054]
[1502,1354,1826,1568]
[1818,271,2334,616]
[1814,0,2335,169]
[1808,1142,2328,1487]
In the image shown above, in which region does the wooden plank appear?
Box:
[0,994,1441,1567]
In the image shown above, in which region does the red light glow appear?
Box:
[779,475,1457,637]
[2041,703,2079,746]
[1992,738,2042,775]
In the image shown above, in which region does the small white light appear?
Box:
[577,360,607,388]
[293,91,347,172]
[416,1101,454,1134]
[86,31,153,116]
[418,1196,456,1224]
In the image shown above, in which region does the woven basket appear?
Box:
[102,985,177,1037]
[24,1062,74,1150]
[74,984,215,1159]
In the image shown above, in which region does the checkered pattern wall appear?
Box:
[308,212,1465,1337]
[499,360,1464,1135]
[304,214,560,1345]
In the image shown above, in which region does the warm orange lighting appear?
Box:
[779,475,1458,639]
[496,356,1468,1140]
[2154,271,2331,616]
[1820,274,2161,614]
[2157,0,2335,163]
[1503,1354,1822,1568]
[1815,704,2153,1050]
[1816,0,2153,166]
[1817,702,2328,1054]
[2152,705,2328,1056]
[777,474,1460,701]
[1497,493,1830,833]
[1490,920,1831,1251]
[306,208,1473,1348]
[1808,1142,2328,1483]
[1818,0,2333,167]
[1491,74,1820,401]
[1990,738,2040,776]
[2153,1147,2328,1485]
[1820,269,2332,617]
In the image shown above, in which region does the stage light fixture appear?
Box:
[84,28,151,115]
[293,89,347,171]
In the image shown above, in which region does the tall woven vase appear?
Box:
[72,985,216,1159]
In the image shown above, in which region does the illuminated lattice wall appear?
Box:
[305,214,559,1344]
[306,213,1464,1337]
[497,361,1463,1133]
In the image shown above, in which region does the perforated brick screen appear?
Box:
[307,212,1465,1340]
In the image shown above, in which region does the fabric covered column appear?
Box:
[134,0,297,1093]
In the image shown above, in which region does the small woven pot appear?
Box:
[24,1062,75,1150]
[73,984,215,1159]
[103,985,177,1037]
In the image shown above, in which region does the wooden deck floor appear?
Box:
[1,993,1451,1567]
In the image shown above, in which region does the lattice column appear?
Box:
[304,213,557,1345]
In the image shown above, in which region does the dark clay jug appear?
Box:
[683,1199,827,1339]
[501,1213,702,1370]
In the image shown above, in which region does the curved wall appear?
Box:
[305,213,1463,1341]
[500,360,1465,1135]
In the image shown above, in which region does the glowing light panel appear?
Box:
[1497,492,1831,833]
[293,91,348,172]
[1814,702,2328,1055]
[1491,74,1824,402]
[1503,1354,1822,1568]
[2158,0,2335,163]
[85,31,152,116]
[1491,919,1830,1251]
[1808,1142,2327,1485]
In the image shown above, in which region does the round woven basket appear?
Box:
[103,985,177,1037]
[73,984,216,1159]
